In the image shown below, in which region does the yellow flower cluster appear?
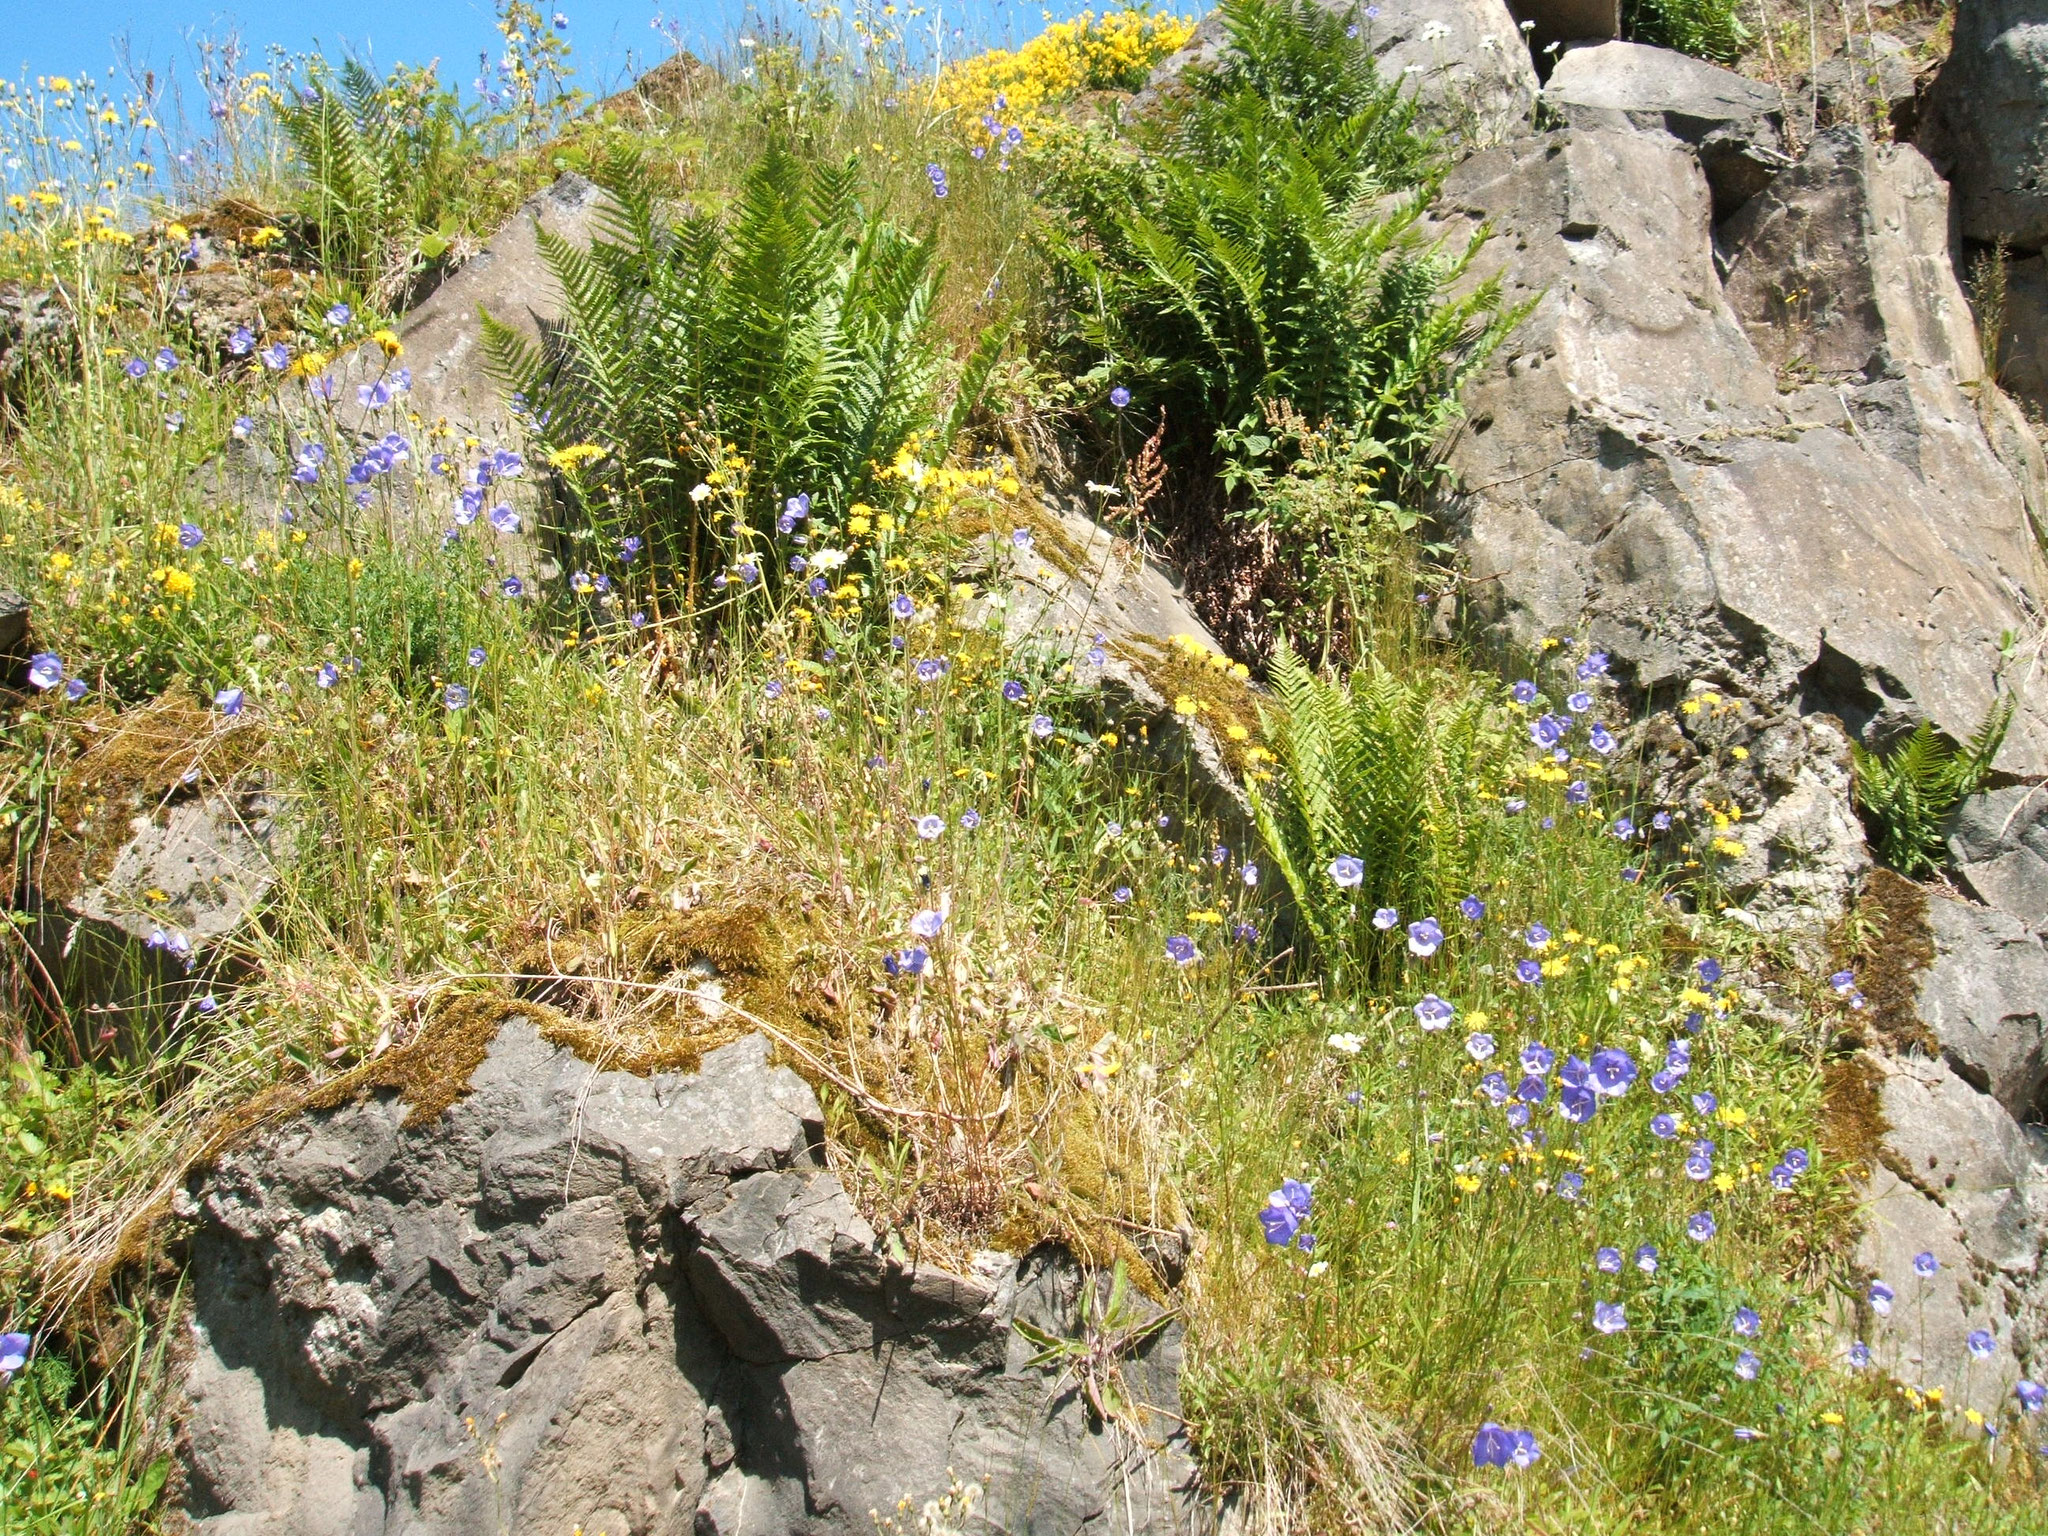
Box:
[931,8,1195,145]
[1167,630,1250,682]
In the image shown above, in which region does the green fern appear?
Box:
[1623,0,1747,64]
[273,58,481,287]
[1250,641,1508,986]
[1851,698,2015,876]
[1042,0,1526,504]
[483,139,994,617]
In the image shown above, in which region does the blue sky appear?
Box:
[1,0,1070,124]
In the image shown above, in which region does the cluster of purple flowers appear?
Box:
[145,926,195,970]
[1470,1421,1540,1469]
[883,945,930,977]
[1648,1036,1691,1095]
[1829,967,1867,1009]
[1257,1177,1314,1250]
[1512,649,1618,766]
[25,652,89,702]
[355,369,413,412]
[345,430,412,494]
[972,99,1026,168]
[1766,1144,1809,1191]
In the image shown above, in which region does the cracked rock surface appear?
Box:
[1855,878,2048,1413]
[1441,124,2048,777]
[171,1023,1198,1535]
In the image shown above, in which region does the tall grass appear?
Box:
[2,13,2045,1536]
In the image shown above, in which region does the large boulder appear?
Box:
[972,499,1260,849]
[1857,1050,2046,1412]
[1720,128,2000,485]
[1440,127,2048,794]
[1540,40,1790,215]
[1140,0,1538,150]
[1918,0,2048,250]
[1801,31,1920,133]
[1854,881,2048,1414]
[334,172,604,443]
[20,690,273,1043]
[1631,693,1870,933]
[172,1021,1199,1536]
[1948,785,2048,931]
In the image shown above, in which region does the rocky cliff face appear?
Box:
[1400,5,2048,1403]
[165,1,2048,1496]
[1443,123,2047,791]
[171,1024,1196,1536]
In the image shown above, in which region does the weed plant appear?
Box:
[0,7,2044,1535]
[1625,0,1749,64]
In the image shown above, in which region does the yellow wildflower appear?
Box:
[546,442,607,471]
[372,328,404,358]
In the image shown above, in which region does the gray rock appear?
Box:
[1954,845,2048,930]
[1630,698,1870,926]
[0,589,25,657]
[1540,40,1789,215]
[1856,1051,2046,1412]
[971,500,1258,850]
[174,1023,1200,1535]
[1722,128,1976,390]
[1949,784,2048,863]
[25,786,276,1032]
[1918,893,2048,1123]
[1721,126,2048,534]
[1440,127,2048,781]
[1804,32,1919,130]
[1141,0,1538,149]
[1948,786,2048,927]
[1849,882,2048,1414]
[375,173,602,440]
[1919,0,2048,250]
